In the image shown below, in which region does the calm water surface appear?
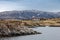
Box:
[0,27,60,40]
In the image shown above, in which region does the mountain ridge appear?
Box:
[0,10,60,19]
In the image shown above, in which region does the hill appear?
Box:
[0,10,60,19]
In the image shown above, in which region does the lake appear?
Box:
[0,27,60,40]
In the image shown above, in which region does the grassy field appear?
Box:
[0,18,60,27]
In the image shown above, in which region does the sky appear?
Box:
[0,0,60,12]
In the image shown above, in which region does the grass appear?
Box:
[0,18,60,27]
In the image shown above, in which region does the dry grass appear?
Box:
[0,18,60,27]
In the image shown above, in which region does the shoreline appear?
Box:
[0,22,41,37]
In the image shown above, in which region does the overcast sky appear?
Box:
[0,0,60,12]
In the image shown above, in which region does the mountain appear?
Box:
[0,10,60,19]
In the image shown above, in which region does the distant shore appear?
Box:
[0,18,60,27]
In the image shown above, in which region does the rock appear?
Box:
[0,23,41,37]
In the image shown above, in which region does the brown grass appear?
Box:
[0,18,60,27]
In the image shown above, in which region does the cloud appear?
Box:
[0,0,60,12]
[0,1,27,12]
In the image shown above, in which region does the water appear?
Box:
[0,27,60,40]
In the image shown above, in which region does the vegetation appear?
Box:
[0,18,60,27]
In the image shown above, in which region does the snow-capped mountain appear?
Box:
[0,10,60,19]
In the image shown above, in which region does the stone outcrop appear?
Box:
[0,23,41,37]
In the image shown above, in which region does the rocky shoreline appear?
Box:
[0,23,41,37]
